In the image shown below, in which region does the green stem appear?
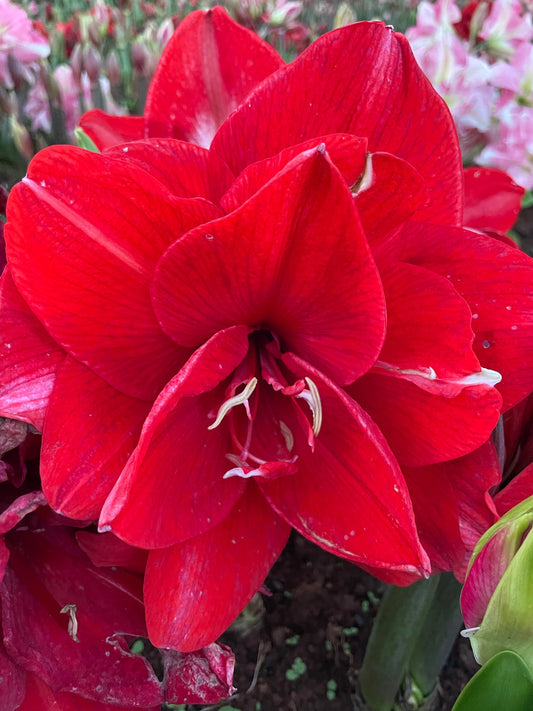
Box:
[359,576,440,711]
[408,573,463,698]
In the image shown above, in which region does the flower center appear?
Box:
[207,336,322,481]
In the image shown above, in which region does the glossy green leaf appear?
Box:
[452,651,533,711]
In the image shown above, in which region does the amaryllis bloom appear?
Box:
[3,9,533,651]
[0,0,50,89]
[0,433,235,709]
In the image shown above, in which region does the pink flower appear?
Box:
[3,9,533,652]
[0,0,49,89]
[479,0,533,59]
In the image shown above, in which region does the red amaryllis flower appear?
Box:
[0,432,235,710]
[2,11,533,651]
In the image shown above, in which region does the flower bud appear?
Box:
[105,50,121,86]
[461,496,533,669]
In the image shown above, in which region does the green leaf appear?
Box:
[452,651,533,711]
[74,128,100,153]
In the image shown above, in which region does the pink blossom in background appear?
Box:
[0,0,50,88]
[407,0,533,189]
[480,0,533,59]
[25,65,123,140]
[477,103,533,189]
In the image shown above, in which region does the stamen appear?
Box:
[279,420,295,452]
[208,377,258,430]
[223,466,262,480]
[296,377,323,436]
[60,603,80,643]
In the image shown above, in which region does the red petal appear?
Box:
[220,133,368,212]
[153,146,385,385]
[461,525,511,629]
[41,357,150,521]
[104,138,230,201]
[398,221,533,410]
[145,7,284,147]
[403,442,500,578]
[495,461,533,515]
[2,526,164,706]
[0,269,65,430]
[463,167,524,233]
[78,110,144,151]
[212,22,462,226]
[354,152,429,249]
[259,353,430,577]
[0,490,47,536]
[99,326,250,548]
[144,483,290,651]
[350,368,502,466]
[0,639,25,711]
[6,146,221,400]
[378,261,481,377]
[162,644,236,704]
[75,531,148,574]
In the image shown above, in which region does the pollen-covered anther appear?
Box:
[208,377,258,430]
[60,603,80,643]
[296,377,323,437]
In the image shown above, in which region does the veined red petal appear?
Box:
[144,484,291,652]
[495,462,533,515]
[350,368,502,466]
[75,531,148,574]
[212,21,462,226]
[104,138,233,203]
[259,352,430,577]
[6,146,221,400]
[41,357,151,521]
[99,326,250,548]
[464,167,524,233]
[378,261,480,377]
[0,639,25,710]
[220,133,368,212]
[354,152,429,249]
[0,269,65,430]
[145,7,284,148]
[397,221,533,410]
[78,110,144,151]
[153,146,385,385]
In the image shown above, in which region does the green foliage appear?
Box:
[452,651,533,711]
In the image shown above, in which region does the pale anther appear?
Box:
[297,377,323,436]
[208,377,258,430]
[60,603,80,643]
[279,420,295,452]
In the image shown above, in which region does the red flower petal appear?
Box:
[354,152,429,250]
[220,133,368,212]
[162,644,236,704]
[2,527,163,707]
[144,7,284,148]
[377,261,481,377]
[403,442,500,578]
[104,138,233,202]
[75,531,148,574]
[495,462,533,515]
[78,110,144,151]
[6,146,221,400]
[153,146,385,385]
[463,167,524,233]
[144,483,290,651]
[398,221,533,410]
[0,269,65,430]
[350,368,502,466]
[41,357,151,521]
[259,353,430,577]
[212,22,462,226]
[100,326,250,548]
[0,639,25,710]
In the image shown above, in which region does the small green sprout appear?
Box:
[285,656,307,681]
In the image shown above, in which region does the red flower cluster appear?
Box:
[2,8,533,652]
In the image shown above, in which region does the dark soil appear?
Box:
[193,533,479,711]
